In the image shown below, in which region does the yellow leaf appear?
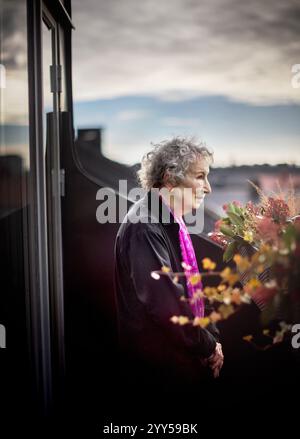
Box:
[161,265,171,273]
[221,267,239,286]
[233,254,242,265]
[233,254,250,271]
[246,278,262,290]
[193,317,210,328]
[178,316,190,325]
[243,230,254,242]
[218,304,235,319]
[189,273,202,285]
[202,258,216,271]
[204,286,218,297]
[243,335,253,342]
[170,316,189,326]
[220,267,231,281]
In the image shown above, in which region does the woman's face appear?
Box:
[168,155,212,216]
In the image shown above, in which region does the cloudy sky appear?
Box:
[72,0,300,166]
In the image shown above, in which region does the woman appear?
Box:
[114,137,224,394]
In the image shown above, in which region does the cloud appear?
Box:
[72,0,300,105]
[116,109,151,121]
[210,135,300,166]
[161,117,200,127]
[1,3,30,124]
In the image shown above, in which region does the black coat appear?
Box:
[113,189,220,392]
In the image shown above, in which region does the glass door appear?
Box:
[42,5,65,401]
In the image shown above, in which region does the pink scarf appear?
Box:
[160,195,205,317]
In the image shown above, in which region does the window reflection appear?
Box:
[42,19,53,155]
[0,0,30,182]
[59,26,67,111]
[0,0,30,398]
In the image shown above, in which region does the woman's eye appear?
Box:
[197,174,204,179]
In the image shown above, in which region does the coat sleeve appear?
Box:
[127,226,217,359]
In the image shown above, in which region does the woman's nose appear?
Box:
[204,179,212,194]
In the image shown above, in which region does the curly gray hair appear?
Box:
[137,136,213,190]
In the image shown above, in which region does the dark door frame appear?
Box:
[26,0,73,415]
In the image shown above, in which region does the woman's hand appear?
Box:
[207,342,224,378]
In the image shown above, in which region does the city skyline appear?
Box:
[74,93,300,167]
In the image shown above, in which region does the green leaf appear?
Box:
[222,217,231,225]
[220,224,235,238]
[227,212,244,227]
[223,241,238,262]
[227,203,237,214]
[227,203,244,216]
[233,205,244,216]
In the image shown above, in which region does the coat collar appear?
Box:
[145,189,180,228]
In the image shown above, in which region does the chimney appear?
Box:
[77,128,102,156]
